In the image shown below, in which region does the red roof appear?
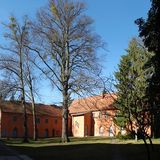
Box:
[69,94,116,114]
[0,101,62,117]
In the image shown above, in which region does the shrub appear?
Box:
[116,131,135,140]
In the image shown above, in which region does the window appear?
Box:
[45,129,49,138]
[99,126,104,136]
[92,112,98,118]
[12,128,18,138]
[2,129,7,137]
[45,118,48,123]
[56,130,60,136]
[54,119,58,124]
[52,129,55,137]
[109,125,114,137]
[36,118,40,124]
[13,116,17,122]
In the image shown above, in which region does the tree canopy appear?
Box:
[135,0,160,138]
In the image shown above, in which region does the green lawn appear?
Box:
[2,137,160,160]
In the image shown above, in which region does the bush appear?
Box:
[116,131,135,140]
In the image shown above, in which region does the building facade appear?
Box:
[0,94,122,139]
[69,94,121,137]
[0,101,62,138]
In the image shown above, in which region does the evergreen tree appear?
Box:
[135,0,160,138]
[115,38,154,139]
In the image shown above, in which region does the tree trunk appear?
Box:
[19,49,28,143]
[150,100,155,138]
[135,127,138,141]
[25,46,37,141]
[28,69,38,141]
[151,113,154,138]
[22,97,29,143]
[62,108,69,142]
[31,95,37,141]
[61,89,70,143]
[0,99,2,139]
[146,134,154,151]
[143,137,151,160]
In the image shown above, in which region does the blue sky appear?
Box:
[0,0,151,104]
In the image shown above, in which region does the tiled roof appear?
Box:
[0,101,62,117]
[69,94,116,114]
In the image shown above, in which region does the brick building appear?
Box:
[0,94,121,139]
[0,101,62,138]
[69,94,121,137]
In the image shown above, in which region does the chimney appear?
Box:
[102,89,106,98]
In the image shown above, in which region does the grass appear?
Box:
[1,137,160,160]
[2,137,118,147]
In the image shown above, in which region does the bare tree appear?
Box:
[0,16,40,141]
[24,50,39,141]
[0,16,31,142]
[0,79,18,99]
[29,0,104,142]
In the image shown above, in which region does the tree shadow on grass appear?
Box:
[10,143,160,160]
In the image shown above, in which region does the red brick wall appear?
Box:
[1,112,62,138]
[1,112,24,138]
[35,115,62,138]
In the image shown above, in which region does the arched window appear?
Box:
[12,128,18,138]
[109,125,114,137]
[2,129,7,137]
[36,129,39,138]
[52,129,55,137]
[13,116,17,122]
[45,129,49,138]
[99,126,104,136]
[45,118,48,123]
[36,117,40,124]
[54,119,58,124]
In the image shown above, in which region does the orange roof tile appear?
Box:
[69,94,117,114]
[0,101,62,117]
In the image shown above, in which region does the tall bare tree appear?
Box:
[0,16,30,142]
[29,0,104,142]
[0,16,40,141]
[24,51,38,141]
